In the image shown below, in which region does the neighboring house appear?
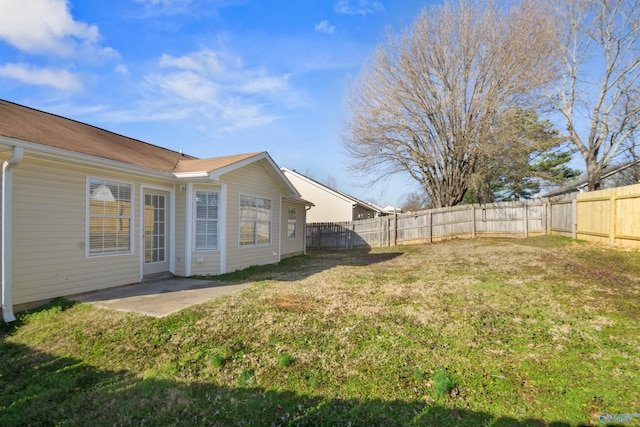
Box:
[281,167,385,222]
[0,99,311,321]
[544,160,640,198]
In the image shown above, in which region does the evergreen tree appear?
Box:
[466,110,580,203]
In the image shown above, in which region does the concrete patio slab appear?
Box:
[71,278,251,317]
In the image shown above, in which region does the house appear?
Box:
[281,167,385,223]
[544,160,640,198]
[0,99,311,322]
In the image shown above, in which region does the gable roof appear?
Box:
[281,167,384,214]
[175,152,300,195]
[544,159,640,197]
[174,153,262,175]
[0,99,299,196]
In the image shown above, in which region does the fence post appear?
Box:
[428,211,433,243]
[545,199,550,235]
[523,201,528,238]
[471,205,476,239]
[350,222,355,249]
[393,211,398,246]
[572,199,577,240]
[609,192,616,245]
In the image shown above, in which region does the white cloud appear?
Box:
[0,63,82,91]
[145,71,218,103]
[153,49,291,100]
[241,74,289,94]
[0,0,116,58]
[115,47,300,132]
[159,50,224,74]
[99,104,195,123]
[335,0,384,15]
[219,101,279,132]
[315,20,335,35]
[115,64,129,75]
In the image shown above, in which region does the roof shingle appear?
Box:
[0,99,194,172]
[174,153,263,174]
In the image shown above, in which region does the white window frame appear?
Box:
[287,207,297,239]
[194,190,219,251]
[86,177,134,257]
[239,194,272,247]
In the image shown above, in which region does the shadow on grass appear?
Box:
[194,249,405,283]
[0,339,590,426]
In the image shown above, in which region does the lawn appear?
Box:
[1,236,639,426]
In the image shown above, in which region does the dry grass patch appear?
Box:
[268,295,322,312]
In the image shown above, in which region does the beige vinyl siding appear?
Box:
[189,184,222,276]
[283,172,353,222]
[10,156,174,305]
[353,205,377,220]
[223,161,283,273]
[11,158,138,304]
[174,186,187,276]
[280,201,305,258]
[190,254,221,275]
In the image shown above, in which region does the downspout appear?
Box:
[304,205,311,255]
[277,196,282,262]
[219,183,227,274]
[184,182,193,277]
[2,147,24,323]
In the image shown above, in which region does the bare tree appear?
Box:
[323,175,338,190]
[400,191,431,212]
[342,0,559,207]
[548,0,640,191]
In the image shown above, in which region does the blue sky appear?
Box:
[0,0,437,207]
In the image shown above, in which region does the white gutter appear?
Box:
[2,146,24,323]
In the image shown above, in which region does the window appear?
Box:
[88,178,132,256]
[195,191,219,250]
[287,207,297,239]
[240,195,271,246]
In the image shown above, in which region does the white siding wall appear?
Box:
[283,172,353,222]
[223,161,283,273]
[11,157,171,305]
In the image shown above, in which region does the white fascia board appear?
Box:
[173,171,211,179]
[0,136,174,180]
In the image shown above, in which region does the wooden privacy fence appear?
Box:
[307,197,578,249]
[575,182,640,248]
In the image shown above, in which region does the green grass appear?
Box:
[1,236,639,426]
[433,370,457,398]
